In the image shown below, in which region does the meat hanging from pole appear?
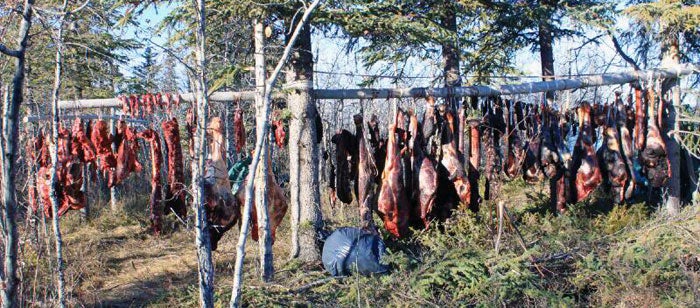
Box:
[161,118,187,218]
[137,129,164,234]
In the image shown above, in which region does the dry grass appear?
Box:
[15,178,700,307]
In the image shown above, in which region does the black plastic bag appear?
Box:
[321,227,388,276]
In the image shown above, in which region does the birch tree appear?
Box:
[0,1,34,307]
[45,1,70,305]
[191,0,215,306]
[251,21,274,281]
[230,1,322,306]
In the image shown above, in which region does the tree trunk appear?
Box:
[109,108,118,211]
[440,1,462,149]
[231,18,273,308]
[192,0,215,306]
[286,21,323,262]
[48,7,67,305]
[251,21,274,281]
[0,1,34,306]
[661,32,681,215]
[538,6,555,104]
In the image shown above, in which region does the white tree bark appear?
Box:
[192,0,215,307]
[0,1,34,307]
[250,21,274,281]
[48,3,68,305]
[230,2,322,306]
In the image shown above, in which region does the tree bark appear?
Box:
[287,21,323,263]
[440,1,462,148]
[48,4,68,305]
[0,1,34,306]
[192,0,215,306]
[538,4,555,104]
[230,3,321,306]
[109,108,118,211]
[251,21,274,281]
[661,31,681,215]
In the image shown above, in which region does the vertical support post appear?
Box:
[80,119,89,220]
[109,107,118,211]
[80,163,89,220]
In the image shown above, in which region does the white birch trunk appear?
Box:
[48,3,68,305]
[192,0,215,306]
[0,1,34,306]
[251,21,274,281]
[230,2,321,305]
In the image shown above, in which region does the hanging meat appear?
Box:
[129,95,139,118]
[633,87,646,151]
[482,126,498,201]
[572,101,602,202]
[233,102,246,153]
[440,110,470,208]
[523,105,543,183]
[539,111,560,180]
[143,93,155,115]
[617,94,638,200]
[597,109,629,204]
[331,129,358,204]
[29,132,50,215]
[204,117,239,251]
[161,119,187,218]
[137,129,164,234]
[377,111,411,238]
[120,95,130,117]
[90,120,117,186]
[241,158,288,243]
[39,129,86,218]
[71,118,96,164]
[467,119,481,211]
[397,109,412,202]
[640,87,671,188]
[553,114,573,213]
[355,114,378,231]
[368,114,387,182]
[408,111,439,228]
[114,121,142,186]
[272,119,286,149]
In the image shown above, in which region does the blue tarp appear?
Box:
[228,156,252,194]
[322,227,388,276]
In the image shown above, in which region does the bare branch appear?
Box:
[607,30,641,71]
[0,44,20,58]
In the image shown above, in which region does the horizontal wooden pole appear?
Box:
[55,64,699,109]
[23,114,149,124]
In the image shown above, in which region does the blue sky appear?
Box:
[116,2,668,106]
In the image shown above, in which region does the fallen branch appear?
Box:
[290,276,346,294]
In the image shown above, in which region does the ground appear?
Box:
[16,178,700,307]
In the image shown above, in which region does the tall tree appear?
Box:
[230,2,322,305]
[191,0,215,306]
[46,0,71,305]
[286,17,323,262]
[126,46,159,93]
[0,1,34,306]
[623,0,700,214]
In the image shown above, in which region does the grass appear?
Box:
[16,178,700,307]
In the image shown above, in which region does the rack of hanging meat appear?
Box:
[325,77,694,239]
[25,92,186,235]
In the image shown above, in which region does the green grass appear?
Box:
[17,179,699,307]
